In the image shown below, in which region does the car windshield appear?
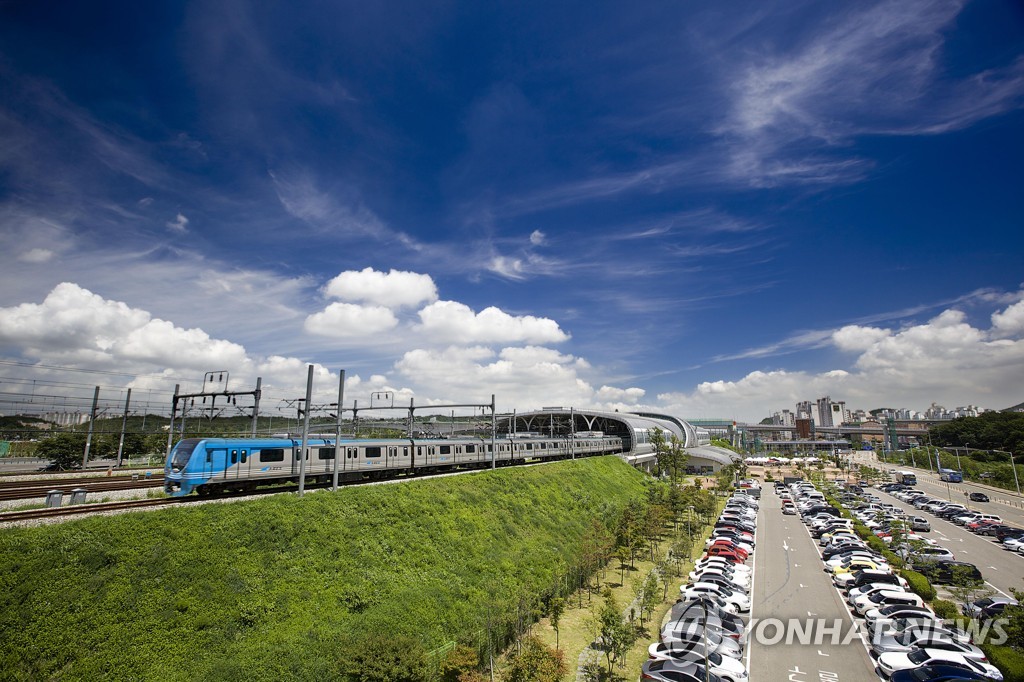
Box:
[906,649,930,664]
[170,438,202,468]
[975,598,993,608]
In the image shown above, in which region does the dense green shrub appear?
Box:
[980,643,1024,682]
[0,456,647,681]
[899,570,936,601]
[932,599,959,620]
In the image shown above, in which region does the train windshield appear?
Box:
[170,439,203,469]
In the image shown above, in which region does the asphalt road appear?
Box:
[872,484,1024,598]
[750,490,878,682]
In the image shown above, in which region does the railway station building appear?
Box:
[504,408,738,473]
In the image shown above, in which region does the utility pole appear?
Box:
[116,389,131,467]
[297,365,313,496]
[82,386,100,468]
[332,369,345,491]
[251,377,261,437]
[166,384,179,459]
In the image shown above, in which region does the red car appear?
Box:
[966,519,1000,532]
[707,541,749,560]
[703,547,746,563]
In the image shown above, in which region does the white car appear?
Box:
[849,582,907,606]
[689,569,750,589]
[833,569,899,589]
[853,589,922,616]
[1002,537,1024,552]
[679,583,751,613]
[876,648,1003,680]
[660,620,743,659]
[647,645,749,682]
[695,558,752,576]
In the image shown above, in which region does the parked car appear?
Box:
[645,646,748,682]
[876,648,1003,680]
[640,658,724,682]
[968,492,989,502]
[962,596,1019,620]
[913,560,982,585]
[909,517,930,532]
[889,663,995,682]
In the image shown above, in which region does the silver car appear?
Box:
[871,628,985,658]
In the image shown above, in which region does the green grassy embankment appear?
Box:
[0,456,647,681]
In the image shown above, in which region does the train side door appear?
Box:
[230,448,251,479]
[207,448,228,478]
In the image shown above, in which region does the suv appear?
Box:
[914,560,983,585]
[909,517,930,532]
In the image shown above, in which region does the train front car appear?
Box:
[164,437,209,496]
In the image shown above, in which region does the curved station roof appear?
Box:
[504,408,738,471]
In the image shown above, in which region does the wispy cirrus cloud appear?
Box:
[718,0,1024,187]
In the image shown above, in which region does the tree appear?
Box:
[593,589,633,677]
[35,433,87,469]
[440,645,483,682]
[549,597,564,650]
[667,434,689,483]
[650,427,669,479]
[947,565,995,617]
[502,636,566,682]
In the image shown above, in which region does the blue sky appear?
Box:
[1,0,1023,423]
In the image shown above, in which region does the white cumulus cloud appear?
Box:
[323,267,438,308]
[304,302,398,337]
[415,300,569,345]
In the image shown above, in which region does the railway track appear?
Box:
[0,497,181,523]
[0,475,165,502]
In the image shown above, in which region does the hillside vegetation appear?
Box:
[0,456,648,681]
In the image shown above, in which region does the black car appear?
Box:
[996,527,1024,542]
[822,543,868,560]
[913,560,983,585]
[968,492,989,502]
[845,569,905,592]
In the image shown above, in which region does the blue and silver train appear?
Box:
[164,434,624,497]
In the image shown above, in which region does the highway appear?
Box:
[750,490,877,682]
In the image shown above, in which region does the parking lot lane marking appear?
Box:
[986,581,1011,598]
[817,650,830,657]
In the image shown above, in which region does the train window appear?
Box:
[525,443,533,450]
[466,445,476,453]
[259,448,285,462]
[416,447,422,457]
[241,450,248,464]
[347,448,357,459]
[365,447,382,458]
[230,450,238,464]
[439,445,451,455]
[318,447,335,460]
[403,447,409,457]
[206,451,212,463]
[486,444,492,452]
[388,447,396,457]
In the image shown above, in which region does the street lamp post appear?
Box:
[991,450,1021,496]
[957,442,966,472]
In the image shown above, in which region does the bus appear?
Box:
[939,468,963,483]
[895,470,918,486]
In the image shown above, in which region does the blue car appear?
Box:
[890,663,993,682]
